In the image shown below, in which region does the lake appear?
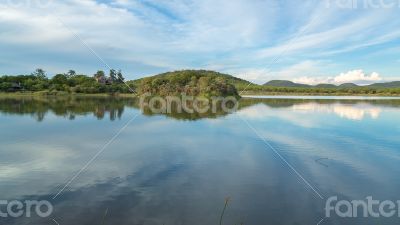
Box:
[1,95,400,225]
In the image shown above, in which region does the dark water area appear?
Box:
[1,96,400,225]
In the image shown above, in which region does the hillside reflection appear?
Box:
[0,96,135,121]
[0,96,400,121]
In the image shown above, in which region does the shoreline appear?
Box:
[238,91,400,97]
[1,91,400,98]
[0,92,138,98]
[241,95,400,100]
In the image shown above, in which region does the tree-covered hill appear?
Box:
[262,80,400,89]
[338,83,359,88]
[264,80,310,88]
[367,81,400,88]
[1,69,400,96]
[245,79,400,95]
[128,70,241,97]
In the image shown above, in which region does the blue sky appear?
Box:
[0,0,399,84]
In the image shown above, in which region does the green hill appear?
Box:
[2,69,400,96]
[339,83,359,88]
[264,80,310,88]
[367,81,400,88]
[129,70,243,97]
[130,72,400,97]
[314,83,337,88]
[240,78,400,96]
[261,80,400,89]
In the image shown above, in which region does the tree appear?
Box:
[94,70,105,78]
[109,69,117,82]
[52,74,68,85]
[117,70,124,83]
[67,70,76,78]
[32,68,47,80]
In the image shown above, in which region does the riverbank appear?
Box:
[2,91,400,98]
[0,91,138,98]
[238,90,400,97]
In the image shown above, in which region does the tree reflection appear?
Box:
[0,96,135,122]
[0,96,399,122]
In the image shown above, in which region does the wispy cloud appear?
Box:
[0,0,399,81]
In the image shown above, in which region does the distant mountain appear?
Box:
[314,83,337,88]
[367,81,400,88]
[262,80,400,89]
[264,80,310,88]
[339,83,359,88]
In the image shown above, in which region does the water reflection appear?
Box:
[1,96,400,225]
[0,96,133,121]
[1,96,400,121]
[292,102,382,120]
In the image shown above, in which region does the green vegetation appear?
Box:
[1,69,400,96]
[314,83,337,88]
[339,83,359,88]
[368,81,400,88]
[128,70,240,97]
[264,80,310,88]
[240,87,400,96]
[0,68,133,94]
[239,80,400,96]
[1,69,241,97]
[2,95,400,122]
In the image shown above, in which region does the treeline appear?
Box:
[132,70,239,97]
[238,84,400,95]
[2,69,400,96]
[0,69,133,94]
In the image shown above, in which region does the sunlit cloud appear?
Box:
[0,0,399,82]
[334,70,382,84]
[293,69,384,85]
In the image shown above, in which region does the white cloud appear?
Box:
[0,0,279,76]
[334,70,382,84]
[293,70,383,85]
[0,0,399,79]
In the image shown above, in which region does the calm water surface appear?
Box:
[1,96,400,225]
